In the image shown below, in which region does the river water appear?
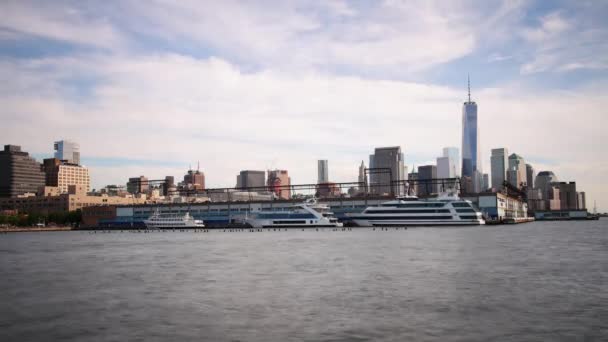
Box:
[1,220,607,341]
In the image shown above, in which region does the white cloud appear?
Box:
[0,1,124,49]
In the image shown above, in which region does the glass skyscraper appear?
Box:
[461,77,482,192]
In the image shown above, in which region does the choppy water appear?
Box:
[1,220,607,342]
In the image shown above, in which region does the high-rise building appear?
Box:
[183,168,205,190]
[553,182,578,210]
[436,157,453,179]
[490,148,509,190]
[482,173,489,191]
[162,176,175,196]
[0,145,46,197]
[127,176,149,194]
[358,161,366,184]
[507,153,526,188]
[267,170,291,199]
[43,158,91,194]
[237,170,265,189]
[317,160,328,184]
[526,164,536,189]
[577,191,586,210]
[442,147,460,177]
[54,140,80,165]
[461,77,481,192]
[535,171,559,200]
[418,165,437,196]
[368,146,405,196]
[407,171,418,196]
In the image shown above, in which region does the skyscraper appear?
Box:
[461,77,482,192]
[358,160,366,184]
[184,167,205,190]
[54,140,80,165]
[507,153,526,188]
[437,157,453,179]
[368,146,405,196]
[237,170,265,189]
[442,147,460,177]
[267,170,291,199]
[418,165,437,196]
[127,176,149,194]
[535,171,559,200]
[490,148,509,190]
[317,160,328,184]
[526,164,536,189]
[0,145,46,197]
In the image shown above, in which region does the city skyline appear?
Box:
[1,1,607,210]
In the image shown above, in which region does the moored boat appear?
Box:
[347,194,485,227]
[144,210,205,229]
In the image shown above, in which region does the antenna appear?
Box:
[197,161,200,172]
[467,74,471,102]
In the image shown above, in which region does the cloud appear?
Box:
[519,9,608,74]
[1,53,607,209]
[0,1,125,50]
[0,0,607,211]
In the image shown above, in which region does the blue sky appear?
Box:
[1,0,607,210]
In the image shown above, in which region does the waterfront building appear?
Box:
[417,165,437,196]
[507,153,526,188]
[236,170,265,189]
[43,158,91,194]
[127,176,149,194]
[490,148,508,190]
[368,146,405,196]
[548,186,562,210]
[577,191,586,210]
[535,171,559,200]
[526,164,536,190]
[466,192,528,220]
[0,184,145,215]
[317,160,328,184]
[54,140,80,165]
[527,188,546,212]
[267,169,291,199]
[461,77,482,192]
[0,145,46,198]
[553,182,577,210]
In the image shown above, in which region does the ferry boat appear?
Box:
[348,193,485,227]
[144,210,205,229]
[245,200,343,228]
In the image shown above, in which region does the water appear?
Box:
[1,220,607,342]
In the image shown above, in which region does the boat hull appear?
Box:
[351,219,484,227]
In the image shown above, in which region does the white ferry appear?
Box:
[245,200,343,228]
[348,194,485,227]
[144,211,205,229]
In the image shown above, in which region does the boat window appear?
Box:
[452,202,472,208]
[365,209,451,214]
[455,209,476,213]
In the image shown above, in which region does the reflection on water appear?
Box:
[1,220,607,341]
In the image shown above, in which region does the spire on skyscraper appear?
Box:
[467,74,471,102]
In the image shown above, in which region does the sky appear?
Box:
[1,0,607,211]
